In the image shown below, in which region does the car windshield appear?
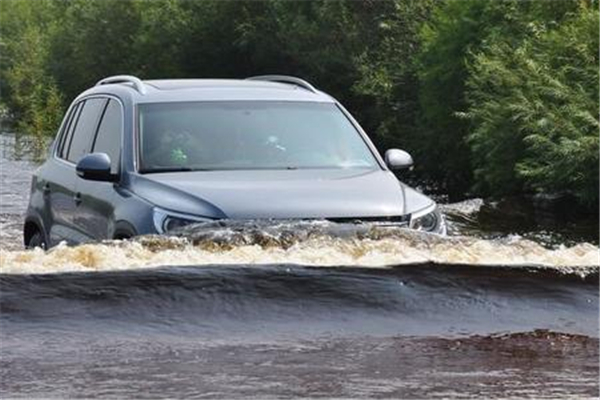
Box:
[138,101,379,172]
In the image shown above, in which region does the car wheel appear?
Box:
[27,231,47,250]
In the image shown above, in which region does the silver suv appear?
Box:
[24,75,445,248]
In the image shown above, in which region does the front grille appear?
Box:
[325,215,410,226]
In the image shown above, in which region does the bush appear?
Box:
[0,0,596,205]
[414,0,586,199]
[464,6,599,205]
[1,3,64,154]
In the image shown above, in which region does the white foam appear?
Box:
[440,198,485,215]
[0,233,597,275]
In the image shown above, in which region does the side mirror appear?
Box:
[76,153,116,182]
[385,149,413,170]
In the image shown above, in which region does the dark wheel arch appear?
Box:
[113,220,137,240]
[24,220,47,249]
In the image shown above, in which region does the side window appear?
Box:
[66,98,107,163]
[92,99,122,174]
[57,102,81,159]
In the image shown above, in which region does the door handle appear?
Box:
[73,192,82,206]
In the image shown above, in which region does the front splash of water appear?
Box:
[0,221,597,275]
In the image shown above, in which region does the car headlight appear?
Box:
[410,205,446,234]
[152,207,214,233]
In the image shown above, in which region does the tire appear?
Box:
[27,231,47,250]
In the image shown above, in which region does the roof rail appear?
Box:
[246,75,318,93]
[96,75,147,95]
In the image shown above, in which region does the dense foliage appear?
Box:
[464,6,599,205]
[0,0,597,206]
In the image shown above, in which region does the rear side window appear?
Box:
[66,98,107,163]
[92,99,122,174]
[57,103,82,159]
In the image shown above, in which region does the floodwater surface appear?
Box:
[0,133,598,399]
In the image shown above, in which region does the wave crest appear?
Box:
[1,221,597,275]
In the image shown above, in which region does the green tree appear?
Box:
[48,0,142,100]
[0,0,64,154]
[415,0,582,198]
[464,5,599,205]
[351,0,433,152]
[131,0,191,78]
[232,1,366,103]
[0,0,596,205]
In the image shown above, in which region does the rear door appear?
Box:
[44,102,82,245]
[74,98,123,241]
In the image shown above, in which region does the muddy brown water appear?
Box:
[0,133,598,399]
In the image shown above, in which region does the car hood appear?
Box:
[134,168,433,220]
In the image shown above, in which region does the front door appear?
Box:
[74,98,123,241]
[56,97,108,243]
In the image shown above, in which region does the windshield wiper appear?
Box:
[140,166,213,174]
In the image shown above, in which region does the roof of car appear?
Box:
[83,75,335,104]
